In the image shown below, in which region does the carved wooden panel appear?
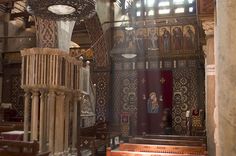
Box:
[35,17,58,48]
[2,63,24,118]
[94,72,110,121]
[172,68,198,135]
[118,143,206,154]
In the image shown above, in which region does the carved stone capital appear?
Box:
[24,91,31,97]
[202,20,215,36]
[31,90,39,96]
[48,90,56,98]
[56,91,65,97]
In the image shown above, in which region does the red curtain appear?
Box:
[137,70,173,134]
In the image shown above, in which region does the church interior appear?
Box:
[0,0,235,156]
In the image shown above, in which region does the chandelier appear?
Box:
[27,0,96,21]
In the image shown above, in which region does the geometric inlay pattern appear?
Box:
[35,17,58,48]
[95,72,110,121]
[121,71,137,136]
[111,70,138,136]
[172,68,198,135]
[111,72,122,124]
[11,75,24,117]
[85,13,111,121]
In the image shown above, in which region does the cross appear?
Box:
[142,78,146,84]
[160,77,166,84]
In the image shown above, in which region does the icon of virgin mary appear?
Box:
[147,92,159,113]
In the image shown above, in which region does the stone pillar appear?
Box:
[72,95,78,152]
[48,90,56,153]
[64,94,71,154]
[39,90,46,152]
[54,92,65,155]
[202,20,216,156]
[45,92,49,142]
[23,91,31,141]
[31,90,39,141]
[216,0,236,155]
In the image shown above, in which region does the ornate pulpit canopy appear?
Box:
[27,0,96,20]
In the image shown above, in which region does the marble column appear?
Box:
[54,92,65,155]
[45,92,50,142]
[31,90,39,141]
[23,90,31,141]
[39,90,46,152]
[202,20,216,156]
[216,0,236,155]
[48,90,56,154]
[64,94,71,154]
[72,95,79,153]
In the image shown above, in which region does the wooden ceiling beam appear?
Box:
[0,0,21,4]
[10,11,30,19]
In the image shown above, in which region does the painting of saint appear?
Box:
[147,92,160,113]
[160,27,171,52]
[114,30,125,49]
[183,25,195,50]
[148,28,159,50]
[136,28,145,52]
[126,30,136,49]
[172,26,183,50]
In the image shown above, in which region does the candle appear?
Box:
[186,110,190,117]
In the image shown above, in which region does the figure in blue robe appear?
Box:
[147,92,159,114]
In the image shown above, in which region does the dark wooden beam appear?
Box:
[73,29,88,33]
[10,11,30,20]
[0,0,21,4]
